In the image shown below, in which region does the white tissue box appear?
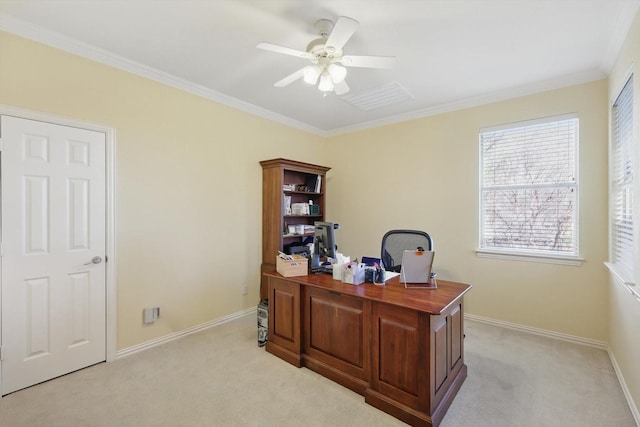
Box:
[343,263,365,285]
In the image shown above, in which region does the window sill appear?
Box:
[604,262,637,298]
[476,249,583,266]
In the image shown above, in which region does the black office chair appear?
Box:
[381,230,433,272]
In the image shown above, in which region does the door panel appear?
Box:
[433,318,448,393]
[1,116,106,395]
[25,277,50,358]
[24,175,49,253]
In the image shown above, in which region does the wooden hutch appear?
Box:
[259,158,331,300]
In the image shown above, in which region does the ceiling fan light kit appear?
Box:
[318,72,333,92]
[303,66,321,85]
[327,64,347,83]
[303,63,347,91]
[257,16,396,96]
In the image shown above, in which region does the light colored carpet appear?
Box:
[0,314,635,427]
[443,321,635,427]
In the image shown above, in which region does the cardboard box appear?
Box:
[276,255,308,277]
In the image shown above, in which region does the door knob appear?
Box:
[84,256,103,265]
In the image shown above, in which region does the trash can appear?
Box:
[257,299,268,347]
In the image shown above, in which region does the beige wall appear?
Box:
[607,9,640,418]
[0,23,634,413]
[0,32,323,349]
[325,80,609,342]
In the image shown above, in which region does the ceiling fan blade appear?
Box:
[333,79,350,95]
[325,16,358,52]
[340,55,396,69]
[274,67,306,87]
[257,42,312,59]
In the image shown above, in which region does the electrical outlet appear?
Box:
[242,284,248,295]
[143,307,160,324]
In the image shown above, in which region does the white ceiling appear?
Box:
[1,0,638,136]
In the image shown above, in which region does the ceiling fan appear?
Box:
[257,16,396,95]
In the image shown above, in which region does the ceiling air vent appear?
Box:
[341,82,412,111]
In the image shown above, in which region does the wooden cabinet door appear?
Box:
[371,302,428,411]
[371,299,466,416]
[304,287,371,382]
[431,301,465,411]
[266,276,301,367]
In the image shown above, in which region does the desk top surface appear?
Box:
[264,270,471,315]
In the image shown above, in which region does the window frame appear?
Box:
[605,73,636,293]
[476,113,583,266]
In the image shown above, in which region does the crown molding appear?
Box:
[600,1,640,72]
[0,13,327,136]
[328,68,606,136]
[0,12,616,138]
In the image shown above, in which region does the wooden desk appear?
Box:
[263,271,471,427]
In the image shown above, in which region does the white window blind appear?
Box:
[611,75,634,281]
[479,115,579,257]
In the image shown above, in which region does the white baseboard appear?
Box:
[608,348,640,426]
[464,313,608,349]
[116,307,257,359]
[465,313,639,426]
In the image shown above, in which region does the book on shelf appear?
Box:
[284,195,292,215]
[304,174,322,193]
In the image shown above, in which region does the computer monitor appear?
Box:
[312,221,338,269]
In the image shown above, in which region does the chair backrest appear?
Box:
[381,230,433,272]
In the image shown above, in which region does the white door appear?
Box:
[1,116,106,395]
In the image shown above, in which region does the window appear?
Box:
[608,75,634,285]
[478,114,579,263]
